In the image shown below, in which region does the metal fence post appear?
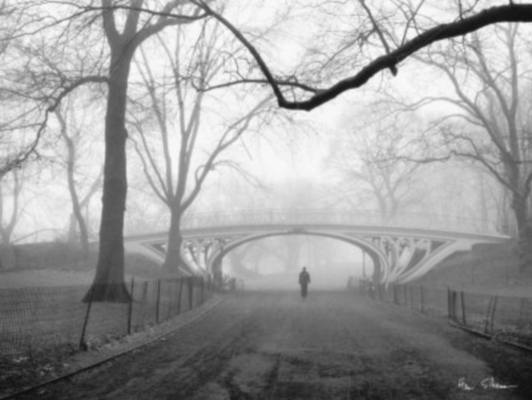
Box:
[166,280,174,320]
[156,279,161,324]
[452,290,458,322]
[484,297,492,333]
[174,278,180,315]
[140,281,148,327]
[201,276,205,304]
[177,278,184,315]
[489,296,498,333]
[447,288,455,321]
[447,288,450,319]
[460,291,466,326]
[188,277,194,310]
[79,286,95,350]
[127,277,135,335]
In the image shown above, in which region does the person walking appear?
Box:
[298,266,311,299]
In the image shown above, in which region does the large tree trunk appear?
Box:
[518,221,532,274]
[84,48,132,302]
[513,193,532,274]
[162,210,188,276]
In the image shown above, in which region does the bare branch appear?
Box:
[359,0,397,75]
[196,1,532,110]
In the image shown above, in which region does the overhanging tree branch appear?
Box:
[194,1,532,110]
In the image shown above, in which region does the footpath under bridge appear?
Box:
[123,210,507,285]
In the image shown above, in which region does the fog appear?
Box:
[238,262,365,292]
[1,1,523,282]
[222,236,371,291]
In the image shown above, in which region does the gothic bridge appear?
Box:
[124,210,507,285]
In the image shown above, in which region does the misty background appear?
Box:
[1,1,529,290]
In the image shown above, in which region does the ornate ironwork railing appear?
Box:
[125,209,502,237]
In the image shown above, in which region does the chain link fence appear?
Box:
[351,278,532,350]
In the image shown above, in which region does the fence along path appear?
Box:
[0,276,212,396]
[355,278,532,350]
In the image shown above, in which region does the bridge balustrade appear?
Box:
[125,209,498,237]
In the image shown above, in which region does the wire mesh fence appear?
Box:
[0,276,214,392]
[352,278,532,349]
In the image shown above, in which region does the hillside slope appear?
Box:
[416,240,532,296]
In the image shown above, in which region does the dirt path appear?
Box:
[18,291,531,400]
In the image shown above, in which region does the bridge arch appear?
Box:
[207,230,387,280]
[123,210,507,284]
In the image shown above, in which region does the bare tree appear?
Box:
[130,21,276,275]
[407,24,532,271]
[54,97,103,259]
[329,114,426,223]
[6,0,532,293]
[81,1,211,301]
[195,1,532,273]
[6,1,211,301]
[0,169,23,270]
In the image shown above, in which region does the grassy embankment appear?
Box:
[417,240,532,297]
[0,242,161,288]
